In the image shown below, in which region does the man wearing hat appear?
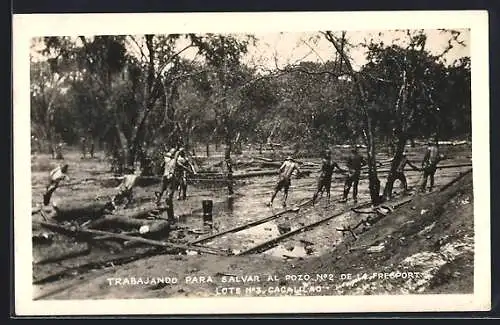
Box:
[175,147,197,200]
[312,149,346,205]
[155,148,178,206]
[420,139,444,192]
[340,146,366,203]
[268,156,301,207]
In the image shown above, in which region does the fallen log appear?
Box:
[362,163,472,175]
[35,221,229,256]
[87,215,170,233]
[255,157,275,162]
[232,170,312,179]
[49,200,112,222]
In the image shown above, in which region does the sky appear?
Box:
[30,29,470,72]
[244,29,470,71]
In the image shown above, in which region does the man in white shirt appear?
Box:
[111,167,141,208]
[43,164,70,205]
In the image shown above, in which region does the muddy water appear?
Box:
[181,166,472,260]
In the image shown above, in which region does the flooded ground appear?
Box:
[30,145,473,298]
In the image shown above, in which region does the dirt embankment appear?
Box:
[36,172,474,300]
[282,172,474,295]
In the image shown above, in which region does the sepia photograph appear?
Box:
[13,11,490,315]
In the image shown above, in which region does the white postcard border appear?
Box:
[13,10,491,315]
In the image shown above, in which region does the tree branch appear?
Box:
[127,35,147,61]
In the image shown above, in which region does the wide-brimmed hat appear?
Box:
[285,156,293,161]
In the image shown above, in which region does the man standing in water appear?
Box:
[340,146,367,203]
[420,139,444,192]
[312,149,345,205]
[175,148,197,200]
[268,156,301,208]
[384,150,421,199]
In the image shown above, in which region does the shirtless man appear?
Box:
[384,150,421,199]
[420,140,444,192]
[312,149,345,205]
[268,156,301,208]
[340,146,367,203]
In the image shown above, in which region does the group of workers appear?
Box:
[42,140,443,222]
[42,147,196,223]
[268,140,443,208]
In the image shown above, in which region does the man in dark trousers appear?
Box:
[175,148,197,200]
[420,140,444,192]
[43,164,70,205]
[268,156,301,208]
[340,146,366,203]
[155,148,177,201]
[312,149,345,205]
[384,150,421,199]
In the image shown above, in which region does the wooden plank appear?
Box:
[35,221,229,256]
[364,163,472,175]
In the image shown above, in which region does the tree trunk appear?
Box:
[206,142,210,157]
[363,120,382,204]
[224,134,234,196]
[324,31,381,204]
